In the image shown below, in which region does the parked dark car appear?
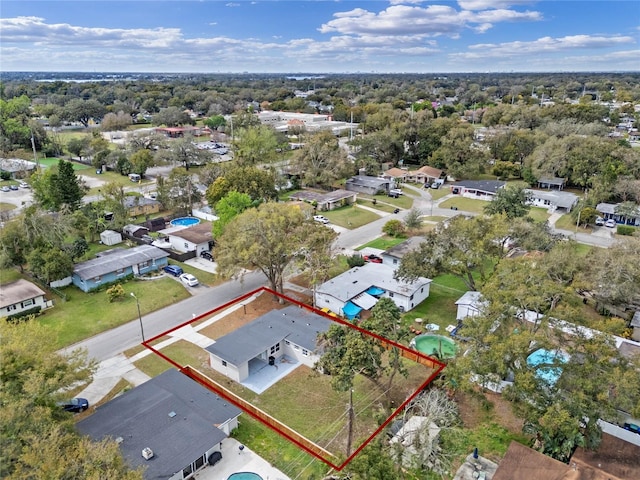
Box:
[59,397,89,413]
[200,251,214,261]
[393,208,400,214]
[163,264,184,277]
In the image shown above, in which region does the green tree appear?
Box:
[215,202,331,295]
[483,184,531,219]
[382,219,406,237]
[0,219,29,271]
[129,149,154,177]
[212,191,253,238]
[156,135,208,170]
[398,215,508,291]
[0,321,142,479]
[290,130,351,189]
[67,136,91,161]
[27,247,74,283]
[403,208,423,229]
[152,106,194,127]
[205,165,277,205]
[203,114,226,129]
[63,98,106,128]
[233,125,281,166]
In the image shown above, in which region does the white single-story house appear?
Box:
[455,291,486,321]
[0,158,37,178]
[525,189,579,213]
[381,237,424,268]
[77,368,241,480]
[596,202,640,227]
[0,279,53,317]
[72,245,169,292]
[451,180,506,200]
[289,189,357,211]
[345,175,392,195]
[315,263,431,318]
[205,306,333,384]
[167,222,214,254]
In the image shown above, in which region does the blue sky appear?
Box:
[1,1,638,73]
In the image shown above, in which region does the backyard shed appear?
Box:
[100,230,123,246]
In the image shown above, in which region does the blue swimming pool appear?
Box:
[227,473,263,480]
[527,349,569,386]
[170,216,200,227]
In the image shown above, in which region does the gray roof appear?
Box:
[525,189,578,209]
[0,158,37,172]
[290,189,356,204]
[74,245,169,280]
[596,202,640,218]
[631,311,640,328]
[205,306,333,366]
[316,263,431,303]
[77,369,241,479]
[455,291,484,306]
[123,196,161,209]
[453,180,506,194]
[0,279,46,309]
[538,177,566,186]
[345,175,390,188]
[383,236,424,260]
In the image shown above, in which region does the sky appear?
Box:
[1,0,638,73]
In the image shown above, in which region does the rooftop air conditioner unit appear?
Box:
[142,447,154,460]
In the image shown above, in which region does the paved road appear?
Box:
[63,270,266,362]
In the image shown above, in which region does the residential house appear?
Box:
[205,306,332,384]
[381,167,409,183]
[77,368,242,480]
[525,189,578,213]
[493,437,640,480]
[596,202,640,226]
[72,245,169,292]
[537,177,567,190]
[124,196,162,217]
[381,236,424,268]
[455,291,486,321]
[0,158,37,179]
[315,263,431,318]
[0,279,53,317]
[451,180,506,200]
[406,165,445,185]
[167,222,214,255]
[345,175,391,195]
[123,224,150,239]
[289,189,357,211]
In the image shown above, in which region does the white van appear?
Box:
[128,173,141,182]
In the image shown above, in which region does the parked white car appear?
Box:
[604,219,617,228]
[595,217,605,226]
[313,215,329,224]
[179,273,199,287]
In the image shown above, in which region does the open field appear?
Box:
[439,197,487,214]
[323,204,382,229]
[356,235,407,251]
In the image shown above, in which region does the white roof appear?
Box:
[316,263,431,302]
[351,292,379,310]
[455,291,484,306]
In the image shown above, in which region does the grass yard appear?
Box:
[39,157,90,170]
[439,197,487,214]
[356,235,407,251]
[526,206,551,223]
[323,205,382,229]
[0,202,17,212]
[0,268,23,284]
[554,213,592,233]
[134,339,209,377]
[402,274,467,331]
[425,186,452,201]
[38,277,190,348]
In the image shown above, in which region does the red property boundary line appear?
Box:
[142,286,446,471]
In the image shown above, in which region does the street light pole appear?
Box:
[130,293,145,342]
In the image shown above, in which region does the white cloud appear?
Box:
[458,0,535,11]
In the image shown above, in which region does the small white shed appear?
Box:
[100,230,123,246]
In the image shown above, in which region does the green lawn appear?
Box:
[134,340,208,377]
[0,202,17,212]
[439,197,487,214]
[356,235,407,251]
[526,207,551,223]
[38,277,191,348]
[0,268,23,284]
[39,157,90,170]
[324,205,382,229]
[554,213,592,234]
[402,274,468,331]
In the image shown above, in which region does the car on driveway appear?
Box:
[200,251,214,261]
[180,273,199,287]
[0,186,9,192]
[19,181,30,189]
[9,184,19,190]
[59,397,89,413]
[605,219,617,228]
[364,254,383,264]
[595,217,605,226]
[313,215,329,224]
[163,264,184,277]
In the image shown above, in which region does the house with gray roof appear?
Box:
[205,306,333,386]
[289,189,357,211]
[596,202,640,227]
[537,177,567,190]
[315,262,431,319]
[72,245,169,292]
[77,368,241,480]
[451,180,505,200]
[381,236,424,268]
[345,175,392,195]
[525,189,578,212]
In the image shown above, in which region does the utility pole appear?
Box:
[346,388,355,457]
[130,293,145,342]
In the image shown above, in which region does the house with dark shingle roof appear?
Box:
[72,245,169,292]
[167,222,214,254]
[77,368,241,480]
[205,306,332,384]
[451,180,505,200]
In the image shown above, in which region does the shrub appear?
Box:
[6,308,41,323]
[383,219,406,237]
[616,225,636,236]
[347,254,365,268]
[106,284,126,302]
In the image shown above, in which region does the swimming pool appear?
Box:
[411,334,457,359]
[527,348,569,385]
[170,216,200,227]
[227,473,263,480]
